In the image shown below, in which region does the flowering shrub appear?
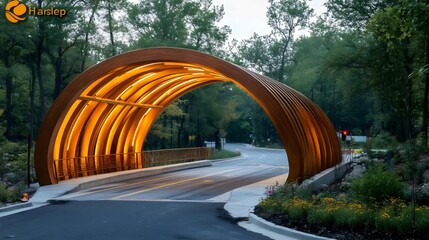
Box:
[375,198,413,233]
[284,196,311,220]
[415,205,429,232]
[350,164,405,203]
[333,201,369,229]
[257,182,429,235]
[258,197,284,215]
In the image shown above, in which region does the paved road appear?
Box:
[59,144,288,201]
[0,144,288,240]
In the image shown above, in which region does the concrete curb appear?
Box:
[210,154,244,163]
[0,202,33,214]
[249,213,334,240]
[245,162,350,239]
[301,161,351,191]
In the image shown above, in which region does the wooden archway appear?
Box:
[34,47,341,185]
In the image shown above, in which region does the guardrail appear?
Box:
[53,147,213,181]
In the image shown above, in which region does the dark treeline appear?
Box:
[1,0,428,158]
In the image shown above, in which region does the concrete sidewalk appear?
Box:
[216,162,347,240]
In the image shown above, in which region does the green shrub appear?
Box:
[374,199,414,233]
[284,197,310,220]
[307,206,335,226]
[0,185,14,203]
[333,202,370,230]
[394,141,426,183]
[367,150,386,159]
[256,181,429,235]
[351,128,362,136]
[350,164,405,204]
[0,185,9,203]
[371,132,398,149]
[265,182,313,202]
[258,197,283,215]
[415,206,429,233]
[307,197,336,226]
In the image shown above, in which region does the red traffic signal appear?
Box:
[341,129,349,141]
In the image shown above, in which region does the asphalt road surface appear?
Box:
[0,144,288,240]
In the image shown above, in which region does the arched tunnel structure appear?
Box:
[34,47,342,185]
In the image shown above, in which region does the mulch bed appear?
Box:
[254,211,429,240]
[253,160,429,239]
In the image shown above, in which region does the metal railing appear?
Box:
[53,147,213,181]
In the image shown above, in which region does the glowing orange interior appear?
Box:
[35,48,342,185]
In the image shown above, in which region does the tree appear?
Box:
[127,0,233,149]
[367,0,429,144]
[0,2,33,140]
[43,0,86,98]
[127,0,230,54]
[325,0,427,141]
[326,0,396,31]
[238,0,313,83]
[286,18,374,133]
[100,0,129,58]
[266,0,314,83]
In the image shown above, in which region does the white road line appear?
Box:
[112,199,228,203]
[60,167,224,199]
[111,168,239,200]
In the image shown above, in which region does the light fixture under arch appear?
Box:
[34,47,342,185]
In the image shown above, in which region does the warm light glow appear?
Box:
[67,103,89,151]
[138,75,184,103]
[133,72,156,86]
[185,67,205,72]
[131,109,152,147]
[115,85,134,100]
[35,48,342,186]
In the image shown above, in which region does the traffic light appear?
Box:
[341,129,349,141]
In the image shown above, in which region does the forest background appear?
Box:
[0,0,428,186]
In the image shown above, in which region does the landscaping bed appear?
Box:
[255,150,429,240]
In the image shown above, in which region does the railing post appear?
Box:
[53,160,58,182]
[100,155,104,174]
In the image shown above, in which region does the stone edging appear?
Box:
[248,162,350,239]
[249,213,334,240]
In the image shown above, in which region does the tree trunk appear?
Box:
[422,37,429,146]
[53,46,63,99]
[30,64,36,140]
[5,63,13,140]
[278,40,289,83]
[36,0,46,119]
[80,0,99,72]
[402,39,414,140]
[107,0,116,57]
[177,98,192,147]
[161,114,167,149]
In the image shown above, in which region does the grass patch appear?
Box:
[264,143,284,149]
[211,149,240,159]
